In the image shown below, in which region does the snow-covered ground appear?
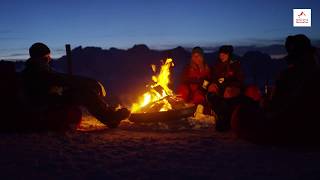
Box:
[1,117,320,179]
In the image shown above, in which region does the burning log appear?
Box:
[138,95,172,113]
[136,95,194,113]
[131,58,175,113]
[130,104,196,123]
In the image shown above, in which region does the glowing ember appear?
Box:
[131,58,174,113]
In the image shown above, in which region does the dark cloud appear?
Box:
[3,53,28,58]
[246,38,284,44]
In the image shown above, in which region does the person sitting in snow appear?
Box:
[207,45,245,131]
[232,34,320,145]
[177,47,211,106]
[21,42,130,131]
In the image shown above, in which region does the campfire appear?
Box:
[77,58,215,131]
[131,58,174,113]
[129,58,195,123]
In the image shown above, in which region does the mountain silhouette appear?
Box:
[51,45,190,103]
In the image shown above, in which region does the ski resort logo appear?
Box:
[293,9,311,27]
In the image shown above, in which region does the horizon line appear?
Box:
[1,40,320,61]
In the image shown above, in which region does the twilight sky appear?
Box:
[0,0,319,60]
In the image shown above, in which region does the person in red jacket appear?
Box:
[209,45,244,97]
[208,45,245,131]
[177,47,211,105]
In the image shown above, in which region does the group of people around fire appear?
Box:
[178,34,320,144]
[178,45,245,131]
[1,34,319,145]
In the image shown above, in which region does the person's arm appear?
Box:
[225,61,244,84]
[180,66,203,84]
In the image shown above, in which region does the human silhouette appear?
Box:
[232,34,320,145]
[20,43,130,131]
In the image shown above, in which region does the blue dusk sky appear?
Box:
[0,0,319,60]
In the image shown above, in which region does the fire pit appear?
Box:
[130,97,196,123]
[130,105,195,123]
[129,58,196,123]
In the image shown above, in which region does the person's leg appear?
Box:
[217,96,242,131]
[231,85,263,137]
[192,89,206,105]
[46,73,129,128]
[60,74,130,128]
[207,91,230,131]
[208,86,243,132]
[47,73,105,97]
[223,86,241,99]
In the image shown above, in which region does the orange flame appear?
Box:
[131,58,174,113]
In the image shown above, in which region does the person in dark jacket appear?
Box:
[177,47,211,105]
[207,45,245,131]
[232,34,320,145]
[209,45,244,96]
[21,42,130,131]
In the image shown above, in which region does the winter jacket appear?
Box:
[211,60,244,88]
[180,63,211,91]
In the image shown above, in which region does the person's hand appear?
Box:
[202,80,209,89]
[208,83,219,94]
[218,78,225,84]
